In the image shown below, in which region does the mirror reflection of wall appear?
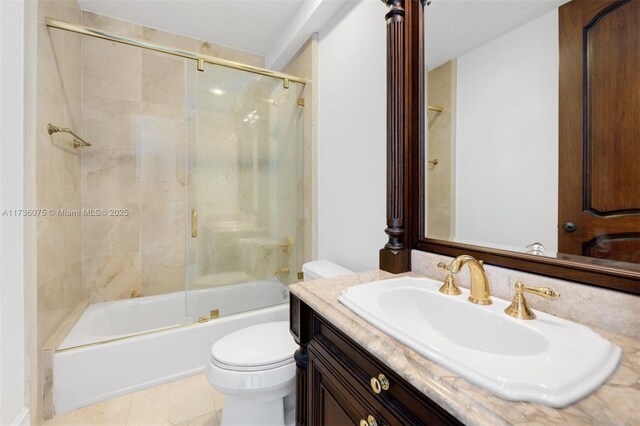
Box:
[426,8,559,253]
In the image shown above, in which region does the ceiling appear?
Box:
[426,0,569,69]
[77,0,569,71]
[77,0,307,57]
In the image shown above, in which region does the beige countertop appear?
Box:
[289,270,640,426]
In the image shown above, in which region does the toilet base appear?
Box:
[220,389,295,426]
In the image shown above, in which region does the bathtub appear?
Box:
[54,279,290,414]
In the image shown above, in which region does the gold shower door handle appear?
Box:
[191,209,198,238]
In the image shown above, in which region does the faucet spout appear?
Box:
[449,255,492,305]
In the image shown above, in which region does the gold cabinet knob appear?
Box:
[358,415,378,426]
[370,374,390,394]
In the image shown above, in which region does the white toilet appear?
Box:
[206,260,353,426]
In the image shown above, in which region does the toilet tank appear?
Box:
[302,260,353,281]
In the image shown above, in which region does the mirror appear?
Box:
[423,0,639,272]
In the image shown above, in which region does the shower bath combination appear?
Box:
[38,13,308,417]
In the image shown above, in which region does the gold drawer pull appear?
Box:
[370,374,390,394]
[359,415,378,426]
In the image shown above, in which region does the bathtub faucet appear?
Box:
[273,267,290,276]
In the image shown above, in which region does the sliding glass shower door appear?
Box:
[185,64,304,321]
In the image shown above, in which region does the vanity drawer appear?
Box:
[311,312,461,426]
[308,343,397,426]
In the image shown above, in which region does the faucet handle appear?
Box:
[436,262,461,295]
[505,281,560,320]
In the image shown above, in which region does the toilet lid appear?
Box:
[211,321,297,370]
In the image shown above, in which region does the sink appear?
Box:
[339,277,621,408]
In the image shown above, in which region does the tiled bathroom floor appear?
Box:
[43,374,224,426]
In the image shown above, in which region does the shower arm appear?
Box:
[47,123,92,149]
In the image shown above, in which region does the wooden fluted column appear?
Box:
[380,0,426,273]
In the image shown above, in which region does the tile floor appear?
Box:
[43,374,224,426]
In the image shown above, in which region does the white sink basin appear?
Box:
[339,277,621,407]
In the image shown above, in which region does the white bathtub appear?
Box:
[54,279,290,414]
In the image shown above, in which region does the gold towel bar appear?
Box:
[427,105,444,112]
[47,123,92,149]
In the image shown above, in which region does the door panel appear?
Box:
[558,0,640,263]
[583,233,640,263]
[586,0,640,214]
[185,64,304,319]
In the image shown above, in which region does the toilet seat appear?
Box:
[210,355,293,372]
[207,321,297,395]
[210,321,298,372]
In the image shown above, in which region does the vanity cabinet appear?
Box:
[291,294,461,426]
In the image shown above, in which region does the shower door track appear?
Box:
[45,17,308,88]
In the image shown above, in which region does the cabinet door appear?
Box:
[308,345,386,426]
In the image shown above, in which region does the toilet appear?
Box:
[206,260,353,426]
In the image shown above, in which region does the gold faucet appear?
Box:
[436,262,462,295]
[505,281,560,320]
[273,267,290,276]
[449,255,492,305]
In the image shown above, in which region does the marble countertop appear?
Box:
[289,270,640,426]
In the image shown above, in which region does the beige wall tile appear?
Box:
[141,202,185,296]
[282,35,316,265]
[81,149,140,207]
[141,262,185,296]
[82,37,142,102]
[36,0,84,417]
[38,25,82,126]
[81,96,140,151]
[73,12,282,305]
[140,202,185,249]
[138,103,186,154]
[83,253,141,303]
[140,152,185,205]
[142,52,187,108]
[36,4,84,420]
[426,60,456,238]
[82,204,141,257]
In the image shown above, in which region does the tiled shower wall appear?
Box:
[36,0,83,352]
[79,12,265,302]
[282,36,317,273]
[426,60,455,239]
[36,1,83,422]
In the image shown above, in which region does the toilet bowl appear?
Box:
[206,260,353,426]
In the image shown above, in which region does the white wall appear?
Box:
[455,9,559,252]
[317,0,387,272]
[0,0,28,424]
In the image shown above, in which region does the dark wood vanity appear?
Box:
[290,293,461,426]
